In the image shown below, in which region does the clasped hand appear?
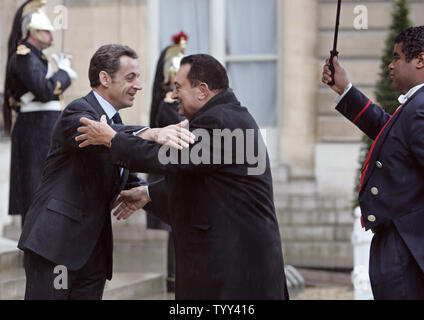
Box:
[112,185,150,220]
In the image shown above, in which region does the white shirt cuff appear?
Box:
[133,127,150,136]
[336,83,353,104]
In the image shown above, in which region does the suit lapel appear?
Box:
[84,91,129,193]
[84,91,113,124]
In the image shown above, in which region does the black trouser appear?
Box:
[167,231,176,292]
[369,222,424,299]
[23,234,108,300]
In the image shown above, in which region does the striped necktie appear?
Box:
[112,112,122,124]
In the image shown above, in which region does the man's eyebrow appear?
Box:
[125,71,139,77]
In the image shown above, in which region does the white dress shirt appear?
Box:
[337,82,424,105]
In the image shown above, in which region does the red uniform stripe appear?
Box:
[358,104,404,228]
[353,99,372,124]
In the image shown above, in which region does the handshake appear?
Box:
[75,117,196,221]
[113,185,150,221]
[51,53,78,80]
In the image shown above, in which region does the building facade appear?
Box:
[1,0,424,268]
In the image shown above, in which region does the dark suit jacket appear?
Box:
[109,89,288,299]
[18,91,145,280]
[146,98,184,231]
[337,85,424,273]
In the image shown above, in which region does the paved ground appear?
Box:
[293,268,354,300]
[295,286,354,300]
[145,268,356,300]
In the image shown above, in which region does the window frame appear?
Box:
[148,0,282,162]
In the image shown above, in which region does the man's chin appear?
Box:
[391,82,399,93]
[120,102,134,110]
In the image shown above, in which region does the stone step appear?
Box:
[282,241,353,269]
[143,292,174,300]
[276,208,353,226]
[2,222,21,242]
[274,195,351,212]
[103,272,164,300]
[0,268,25,300]
[0,238,22,271]
[274,180,318,196]
[280,225,353,242]
[0,270,165,300]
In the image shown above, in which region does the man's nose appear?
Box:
[134,79,142,91]
[171,89,177,99]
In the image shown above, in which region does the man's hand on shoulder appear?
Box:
[137,119,195,150]
[75,115,116,148]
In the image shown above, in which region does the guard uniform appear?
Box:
[2,1,73,225]
[7,42,71,222]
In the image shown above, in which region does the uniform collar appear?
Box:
[92,90,119,120]
[398,83,424,104]
[22,41,45,60]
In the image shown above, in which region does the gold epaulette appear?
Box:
[17,44,31,56]
[53,81,62,95]
[163,91,177,104]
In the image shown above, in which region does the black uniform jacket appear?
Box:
[7,41,71,105]
[7,41,71,216]
[109,89,288,299]
[337,85,424,273]
[18,91,145,280]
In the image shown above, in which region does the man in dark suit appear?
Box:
[76,54,289,300]
[322,26,424,299]
[18,44,194,300]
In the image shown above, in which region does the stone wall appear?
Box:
[0,0,151,127]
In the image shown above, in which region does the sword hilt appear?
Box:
[328,50,339,86]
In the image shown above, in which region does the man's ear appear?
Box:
[198,83,209,100]
[99,71,111,87]
[416,52,424,69]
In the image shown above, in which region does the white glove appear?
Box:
[51,53,78,80]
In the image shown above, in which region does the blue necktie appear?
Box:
[112,112,124,177]
[112,112,122,124]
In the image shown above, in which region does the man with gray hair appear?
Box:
[76,53,289,300]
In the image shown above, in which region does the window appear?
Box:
[225,0,278,127]
[159,0,210,54]
[151,0,279,128]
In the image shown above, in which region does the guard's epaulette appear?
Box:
[16,44,31,56]
[163,91,177,104]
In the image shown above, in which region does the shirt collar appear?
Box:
[92,90,118,120]
[398,83,424,104]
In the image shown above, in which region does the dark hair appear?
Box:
[89,44,138,87]
[395,26,424,62]
[180,54,229,91]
